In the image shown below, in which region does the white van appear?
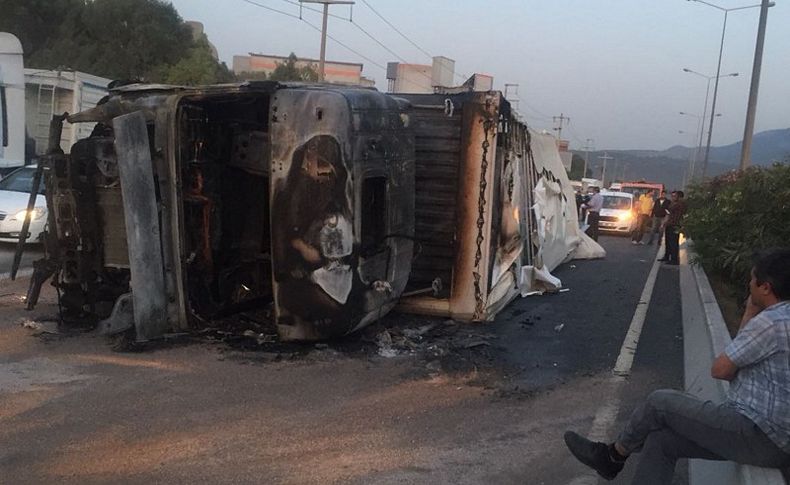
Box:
[598,191,636,234]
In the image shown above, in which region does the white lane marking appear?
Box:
[613,257,662,377]
[566,247,664,485]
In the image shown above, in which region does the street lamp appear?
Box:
[687,0,770,179]
[682,68,737,181]
[679,112,722,182]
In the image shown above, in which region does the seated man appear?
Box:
[564,248,790,484]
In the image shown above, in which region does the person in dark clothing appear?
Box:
[646,190,670,245]
[583,186,603,241]
[658,191,686,265]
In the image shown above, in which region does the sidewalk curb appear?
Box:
[680,241,786,485]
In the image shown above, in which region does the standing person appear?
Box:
[563,248,790,484]
[631,190,654,245]
[583,186,603,241]
[646,191,670,246]
[575,190,584,226]
[658,191,686,265]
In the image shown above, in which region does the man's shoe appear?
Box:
[631,240,638,245]
[657,257,668,262]
[563,431,624,480]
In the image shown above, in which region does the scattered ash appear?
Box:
[191,310,504,380]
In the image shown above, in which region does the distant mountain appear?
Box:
[573,128,789,190]
[656,128,790,166]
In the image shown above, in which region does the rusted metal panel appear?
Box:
[449,91,500,321]
[397,92,534,322]
[112,111,169,341]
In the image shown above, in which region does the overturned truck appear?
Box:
[25,82,598,341]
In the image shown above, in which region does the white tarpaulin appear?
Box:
[518,130,604,296]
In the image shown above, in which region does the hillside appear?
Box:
[573,128,789,189]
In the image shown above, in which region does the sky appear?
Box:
[168,0,789,151]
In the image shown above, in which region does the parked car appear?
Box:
[598,191,635,235]
[0,166,46,243]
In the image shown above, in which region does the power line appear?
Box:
[360,0,468,82]
[360,0,432,58]
[240,0,432,92]
[242,0,387,69]
[277,0,349,21]
[242,0,473,93]
[242,0,301,19]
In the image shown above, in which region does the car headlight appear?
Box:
[618,212,633,222]
[12,207,46,222]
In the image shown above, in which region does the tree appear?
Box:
[164,37,235,85]
[0,0,231,84]
[268,53,319,82]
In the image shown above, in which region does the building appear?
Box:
[233,53,369,86]
[386,57,494,95]
[386,56,456,94]
[557,139,573,171]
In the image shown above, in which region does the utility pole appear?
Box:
[552,113,570,142]
[583,138,594,179]
[598,152,613,188]
[301,0,355,81]
[740,0,773,169]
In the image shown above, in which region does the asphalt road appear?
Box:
[0,241,43,277]
[0,235,687,484]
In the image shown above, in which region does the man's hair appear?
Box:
[661,190,667,195]
[676,190,685,198]
[593,186,601,193]
[753,248,790,300]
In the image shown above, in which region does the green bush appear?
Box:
[685,162,790,291]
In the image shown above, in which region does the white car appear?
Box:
[597,191,636,235]
[0,166,47,243]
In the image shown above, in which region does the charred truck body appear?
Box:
[36,82,414,341]
[30,82,578,342]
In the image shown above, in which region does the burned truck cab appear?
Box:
[42,82,414,341]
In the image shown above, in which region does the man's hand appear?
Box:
[740,295,763,330]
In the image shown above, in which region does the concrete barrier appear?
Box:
[680,242,786,485]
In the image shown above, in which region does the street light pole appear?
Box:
[701,9,728,180]
[740,0,773,169]
[682,68,737,181]
[301,0,355,82]
[688,0,769,179]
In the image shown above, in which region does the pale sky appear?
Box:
[168,0,789,151]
